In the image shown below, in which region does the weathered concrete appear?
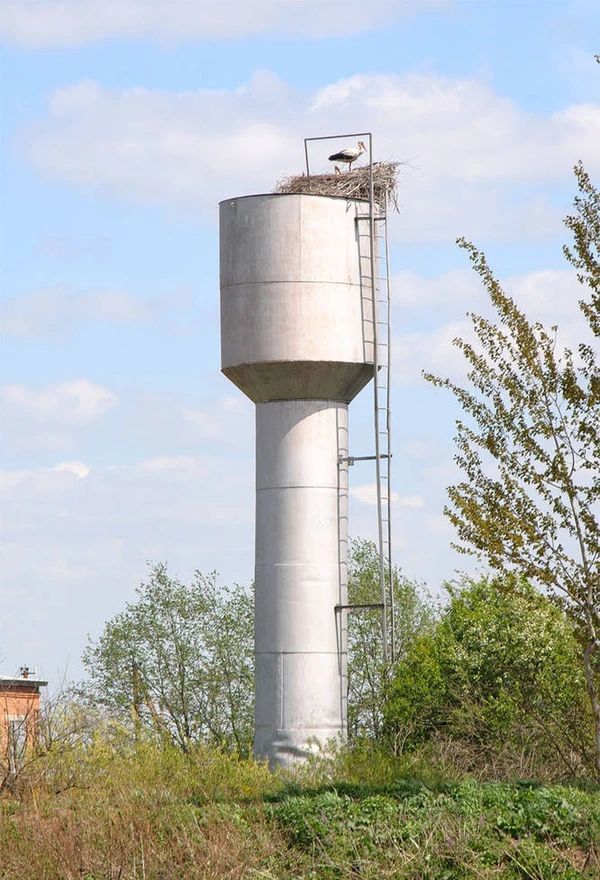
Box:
[219,192,374,768]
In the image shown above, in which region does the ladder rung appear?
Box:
[335,603,385,612]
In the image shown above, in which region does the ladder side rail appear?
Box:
[374,211,394,663]
[382,212,395,662]
[368,143,389,665]
[379,260,391,663]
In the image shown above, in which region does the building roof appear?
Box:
[0,674,48,688]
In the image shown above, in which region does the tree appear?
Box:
[82,563,254,756]
[82,547,435,758]
[346,538,436,745]
[386,576,593,776]
[424,164,600,775]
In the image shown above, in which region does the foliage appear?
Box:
[424,164,600,775]
[346,538,436,744]
[0,733,281,880]
[268,780,600,879]
[82,563,254,756]
[386,576,595,777]
[1,729,598,880]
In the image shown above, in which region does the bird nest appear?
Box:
[274,161,400,212]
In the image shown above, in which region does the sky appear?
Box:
[0,0,598,688]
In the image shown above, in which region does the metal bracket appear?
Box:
[335,603,385,612]
[339,454,392,467]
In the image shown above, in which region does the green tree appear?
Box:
[82,563,254,756]
[386,576,593,776]
[424,164,600,775]
[346,538,436,745]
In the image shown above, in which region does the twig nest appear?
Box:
[274,161,401,212]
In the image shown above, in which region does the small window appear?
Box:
[7,715,27,772]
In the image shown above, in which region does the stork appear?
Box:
[334,165,342,175]
[328,140,367,172]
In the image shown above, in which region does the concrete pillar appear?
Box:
[254,400,348,767]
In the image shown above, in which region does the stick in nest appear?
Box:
[274,161,400,212]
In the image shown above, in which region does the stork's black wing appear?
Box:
[328,149,353,161]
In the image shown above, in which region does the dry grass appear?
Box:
[274,161,401,212]
[0,796,286,880]
[0,739,286,880]
[1,734,598,879]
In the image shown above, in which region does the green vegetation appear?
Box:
[81,563,254,756]
[385,576,595,777]
[1,734,599,879]
[424,163,600,774]
[347,537,436,743]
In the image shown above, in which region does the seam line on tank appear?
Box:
[222,280,365,288]
[256,486,340,491]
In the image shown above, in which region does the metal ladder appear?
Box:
[369,205,395,664]
[351,198,395,664]
[302,132,395,664]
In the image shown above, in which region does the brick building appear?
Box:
[0,668,47,772]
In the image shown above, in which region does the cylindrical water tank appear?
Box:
[220,193,375,767]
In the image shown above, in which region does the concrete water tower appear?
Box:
[220,190,378,767]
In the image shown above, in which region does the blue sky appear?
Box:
[0,0,598,686]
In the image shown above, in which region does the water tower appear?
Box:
[220,139,393,767]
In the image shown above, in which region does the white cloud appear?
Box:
[393,319,473,385]
[503,269,583,324]
[22,73,301,210]
[0,0,443,48]
[0,452,254,552]
[0,450,255,679]
[0,380,253,456]
[52,460,91,478]
[1,379,117,423]
[308,72,599,182]
[19,71,599,241]
[0,287,191,338]
[0,460,91,495]
[391,266,592,385]
[138,455,201,476]
[393,268,482,310]
[398,494,425,508]
[393,267,587,320]
[115,390,254,455]
[0,380,118,453]
[350,482,423,506]
[180,407,227,440]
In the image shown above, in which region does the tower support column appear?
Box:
[254,399,349,767]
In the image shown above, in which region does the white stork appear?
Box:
[328,140,367,171]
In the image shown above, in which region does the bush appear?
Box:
[385,575,595,778]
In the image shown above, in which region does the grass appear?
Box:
[1,736,598,879]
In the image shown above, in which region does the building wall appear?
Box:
[0,686,42,771]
